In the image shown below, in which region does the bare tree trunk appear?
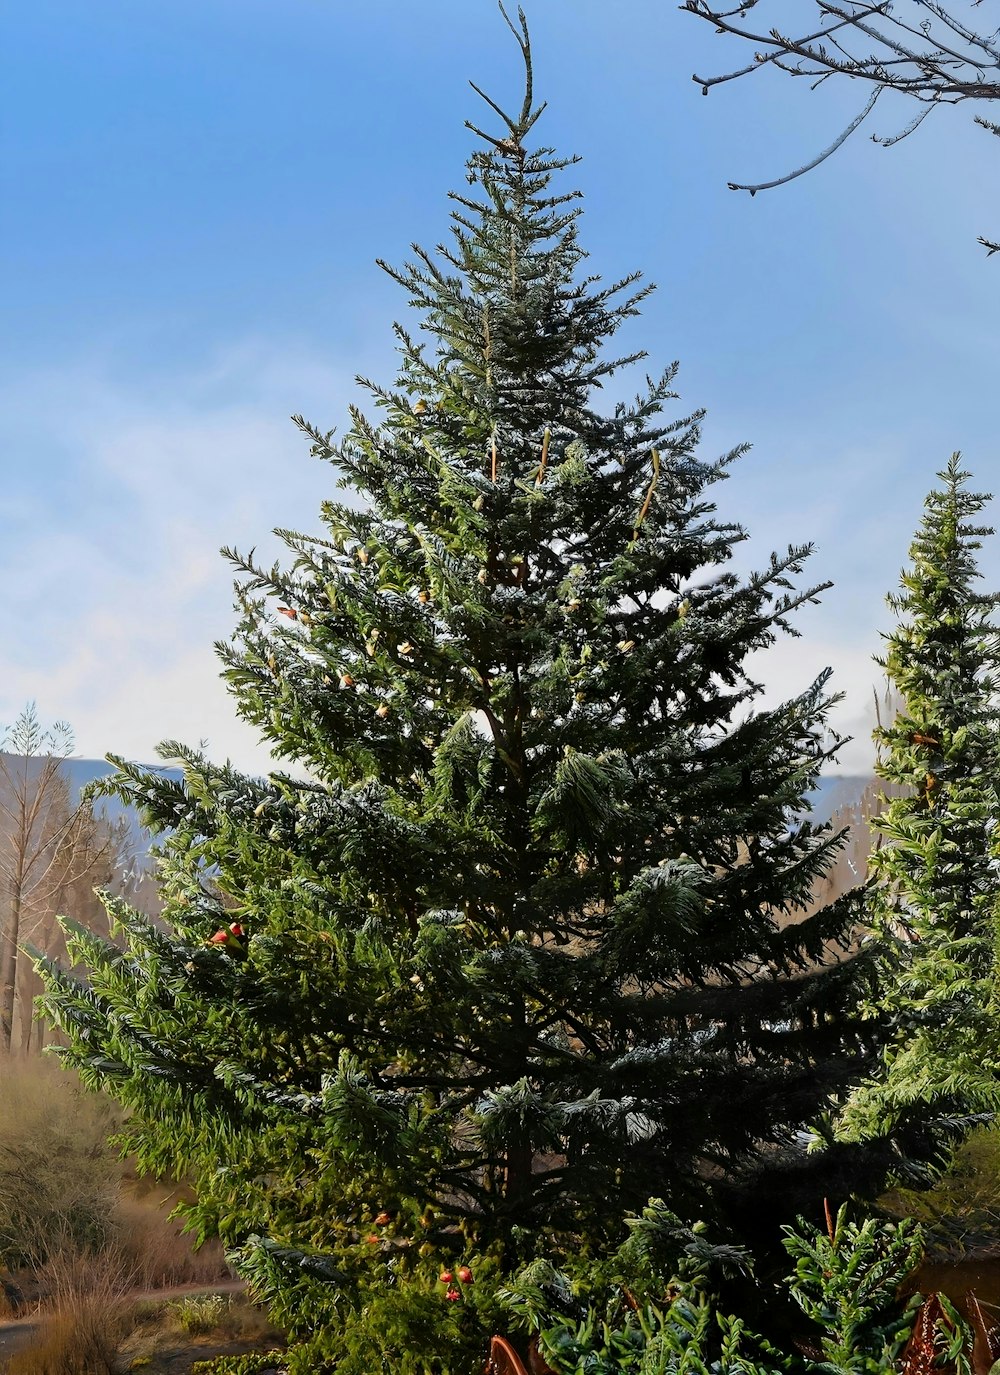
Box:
[16,945,41,1056]
[0,887,22,1055]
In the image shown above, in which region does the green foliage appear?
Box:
[884,1123,1000,1257]
[502,1201,765,1375]
[191,1355,285,1375]
[838,456,1000,1153]
[502,1203,926,1375]
[926,1295,973,1375]
[228,1228,505,1375]
[782,1207,923,1374]
[37,13,891,1372]
[171,1293,230,1335]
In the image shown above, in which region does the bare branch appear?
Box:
[873,101,936,145]
[684,0,1000,245]
[728,87,880,193]
[688,0,1000,101]
[690,5,881,92]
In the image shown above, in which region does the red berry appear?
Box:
[458,1266,473,1284]
[439,1271,453,1284]
[444,1287,460,1302]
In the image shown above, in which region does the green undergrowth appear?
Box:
[499,1201,934,1375]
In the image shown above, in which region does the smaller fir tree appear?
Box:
[838,456,1000,1146]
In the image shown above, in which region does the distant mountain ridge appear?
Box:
[59,757,181,854]
[54,757,870,836]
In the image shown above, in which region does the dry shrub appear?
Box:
[0,1271,24,1318]
[0,1059,231,1291]
[0,1059,122,1269]
[114,1189,231,1290]
[214,1298,279,1344]
[7,1248,138,1375]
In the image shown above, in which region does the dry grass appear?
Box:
[0,1058,252,1372]
[0,1056,232,1319]
[6,1248,139,1375]
[0,1060,122,1270]
[114,1188,230,1290]
[118,1293,283,1374]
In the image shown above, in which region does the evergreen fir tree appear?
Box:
[38,13,884,1371]
[838,456,1000,1145]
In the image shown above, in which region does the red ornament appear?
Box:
[444,1287,460,1302]
[439,1271,453,1284]
[207,929,230,945]
[458,1265,473,1284]
[228,923,244,938]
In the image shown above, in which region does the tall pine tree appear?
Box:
[39,14,884,1371]
[838,456,1000,1145]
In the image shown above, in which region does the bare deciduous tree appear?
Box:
[684,0,1000,248]
[0,705,131,1056]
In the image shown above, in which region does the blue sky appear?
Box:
[3,0,999,773]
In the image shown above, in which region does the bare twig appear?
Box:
[684,0,1000,243]
[728,88,880,193]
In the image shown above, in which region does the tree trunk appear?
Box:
[0,888,22,1055]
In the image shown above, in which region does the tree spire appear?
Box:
[467,4,543,155]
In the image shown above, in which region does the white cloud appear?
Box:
[0,344,903,783]
[743,634,883,778]
[0,342,351,770]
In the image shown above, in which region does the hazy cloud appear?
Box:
[0,341,958,781]
[1,341,349,770]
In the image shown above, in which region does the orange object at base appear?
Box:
[485,1337,528,1375]
[484,1336,555,1375]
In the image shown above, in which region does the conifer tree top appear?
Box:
[838,455,1000,1151]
